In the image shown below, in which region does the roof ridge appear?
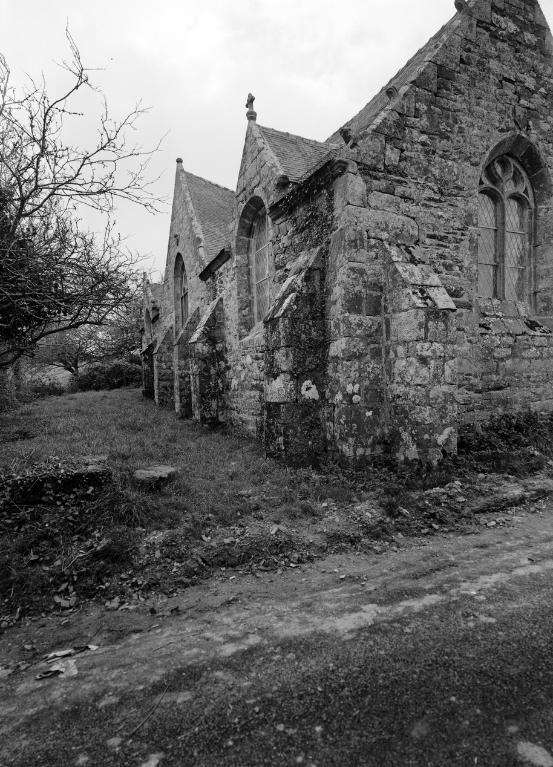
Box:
[258,123,337,148]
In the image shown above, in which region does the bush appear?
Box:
[30,379,66,398]
[458,411,553,475]
[76,359,142,391]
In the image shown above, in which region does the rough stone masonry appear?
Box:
[142,0,553,466]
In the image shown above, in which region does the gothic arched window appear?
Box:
[174,253,188,331]
[478,156,534,303]
[249,207,273,322]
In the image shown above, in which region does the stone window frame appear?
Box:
[478,134,553,317]
[235,195,275,335]
[174,253,189,332]
[477,155,535,304]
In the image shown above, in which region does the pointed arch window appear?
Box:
[249,207,273,322]
[478,156,534,303]
[174,253,189,331]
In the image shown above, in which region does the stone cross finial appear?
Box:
[246,93,257,121]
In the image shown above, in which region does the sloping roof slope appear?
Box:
[184,171,235,259]
[327,13,460,142]
[258,125,337,182]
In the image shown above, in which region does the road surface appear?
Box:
[3,503,553,766]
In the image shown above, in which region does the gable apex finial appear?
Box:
[454,0,470,13]
[246,93,257,122]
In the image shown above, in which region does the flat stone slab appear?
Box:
[133,465,178,487]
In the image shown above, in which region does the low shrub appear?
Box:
[76,359,142,391]
[459,411,553,474]
[30,379,67,398]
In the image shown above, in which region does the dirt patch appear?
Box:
[3,458,553,626]
[0,460,141,622]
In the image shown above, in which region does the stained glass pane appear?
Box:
[181,292,189,324]
[254,214,267,245]
[249,208,274,322]
[255,278,270,320]
[478,264,495,298]
[504,197,528,301]
[505,232,525,268]
[505,266,525,301]
[479,193,496,228]
[505,198,525,233]
[255,244,269,282]
[478,228,497,265]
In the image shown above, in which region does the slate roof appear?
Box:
[257,125,337,182]
[327,13,460,142]
[184,171,235,260]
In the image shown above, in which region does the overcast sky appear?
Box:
[2,0,553,277]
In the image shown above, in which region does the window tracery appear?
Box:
[478,156,534,303]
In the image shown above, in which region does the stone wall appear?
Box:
[142,343,155,400]
[324,0,553,459]
[174,309,201,418]
[263,248,327,463]
[190,298,227,424]
[457,301,553,421]
[142,0,553,466]
[154,328,174,410]
[383,263,458,462]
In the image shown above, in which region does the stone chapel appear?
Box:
[142,0,553,465]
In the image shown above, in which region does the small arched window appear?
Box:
[174,253,189,331]
[249,207,273,322]
[478,156,534,303]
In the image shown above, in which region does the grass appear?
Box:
[0,388,362,614]
[0,388,334,532]
[2,389,552,618]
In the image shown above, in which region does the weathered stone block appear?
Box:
[345,207,419,245]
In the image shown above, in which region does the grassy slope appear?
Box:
[3,388,550,619]
[0,389,339,615]
[0,389,336,531]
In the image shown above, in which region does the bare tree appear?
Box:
[0,30,161,368]
[35,292,143,377]
[36,326,101,378]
